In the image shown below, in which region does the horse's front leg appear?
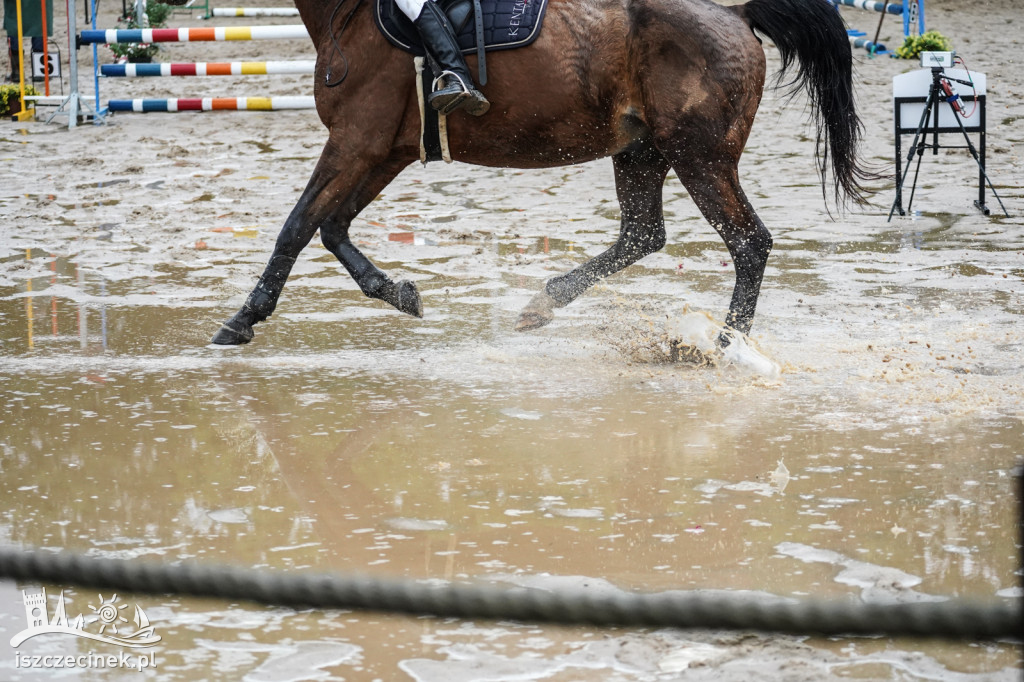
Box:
[515,138,671,331]
[317,155,422,319]
[211,141,413,345]
[211,197,310,345]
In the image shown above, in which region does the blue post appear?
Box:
[90,0,102,118]
[902,0,925,37]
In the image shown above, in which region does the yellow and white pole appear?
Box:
[13,0,34,121]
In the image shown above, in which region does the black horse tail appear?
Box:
[736,0,873,206]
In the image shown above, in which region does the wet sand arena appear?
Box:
[1,0,1022,678]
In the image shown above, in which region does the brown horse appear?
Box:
[212,0,869,346]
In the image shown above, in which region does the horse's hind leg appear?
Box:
[671,157,772,337]
[212,140,414,345]
[515,138,671,331]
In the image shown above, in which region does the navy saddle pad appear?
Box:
[374,0,548,56]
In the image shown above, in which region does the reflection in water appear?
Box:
[0,351,1019,678]
[12,251,108,353]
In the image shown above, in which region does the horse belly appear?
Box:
[446,109,632,168]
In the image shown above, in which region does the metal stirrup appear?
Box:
[431,70,471,95]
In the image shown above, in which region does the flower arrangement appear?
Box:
[108,39,158,64]
[0,83,39,116]
[895,30,954,60]
[106,1,174,63]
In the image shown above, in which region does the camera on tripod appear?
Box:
[915,52,969,116]
[890,51,1007,218]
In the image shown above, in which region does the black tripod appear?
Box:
[889,66,1008,221]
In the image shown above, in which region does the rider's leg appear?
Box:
[396,0,489,116]
[7,37,20,83]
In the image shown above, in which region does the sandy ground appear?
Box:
[1,0,1022,679]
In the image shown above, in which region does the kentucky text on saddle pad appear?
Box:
[375,0,548,55]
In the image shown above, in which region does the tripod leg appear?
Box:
[906,142,927,214]
[951,108,1008,217]
[889,84,939,221]
[894,116,903,215]
[977,113,986,214]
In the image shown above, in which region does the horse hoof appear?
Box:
[669,340,717,366]
[514,291,558,331]
[514,311,553,331]
[396,280,423,318]
[211,320,254,345]
[716,328,737,349]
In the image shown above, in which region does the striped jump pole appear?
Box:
[79,24,309,44]
[101,60,315,77]
[210,7,299,16]
[850,36,887,52]
[830,0,925,38]
[107,96,315,112]
[833,0,903,14]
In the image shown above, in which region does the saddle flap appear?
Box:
[375,0,549,56]
[441,0,473,34]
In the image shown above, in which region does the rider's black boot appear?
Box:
[413,1,489,116]
[7,38,20,83]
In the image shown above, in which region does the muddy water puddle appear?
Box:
[1,221,1021,679]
